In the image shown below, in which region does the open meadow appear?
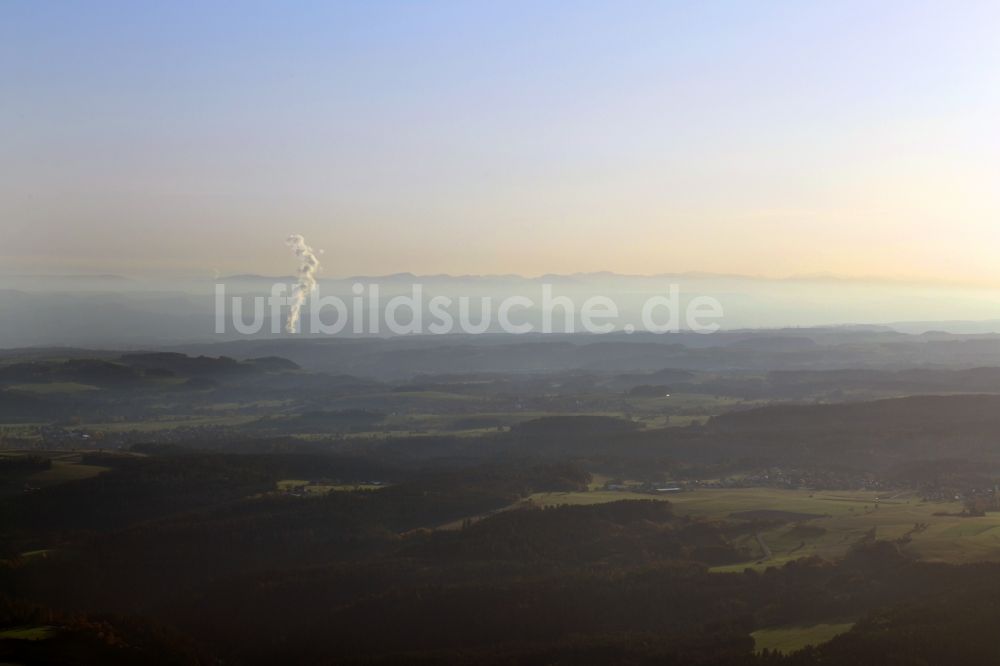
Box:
[526,486,1000,568]
[751,622,855,654]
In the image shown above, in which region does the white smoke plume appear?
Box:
[285,234,321,333]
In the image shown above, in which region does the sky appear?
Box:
[1,1,999,282]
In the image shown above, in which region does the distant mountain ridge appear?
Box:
[2,270,1000,348]
[217,270,979,286]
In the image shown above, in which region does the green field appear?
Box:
[526,486,1000,567]
[28,459,110,487]
[276,479,385,495]
[0,625,57,641]
[752,622,854,654]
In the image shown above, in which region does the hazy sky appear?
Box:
[2,1,998,281]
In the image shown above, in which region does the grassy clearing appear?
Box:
[0,625,57,641]
[276,479,384,495]
[752,622,854,654]
[28,460,109,487]
[527,486,1000,567]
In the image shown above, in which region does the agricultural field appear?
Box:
[0,451,111,497]
[526,486,1000,568]
[752,622,855,654]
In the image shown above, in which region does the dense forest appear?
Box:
[2,447,1000,664]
